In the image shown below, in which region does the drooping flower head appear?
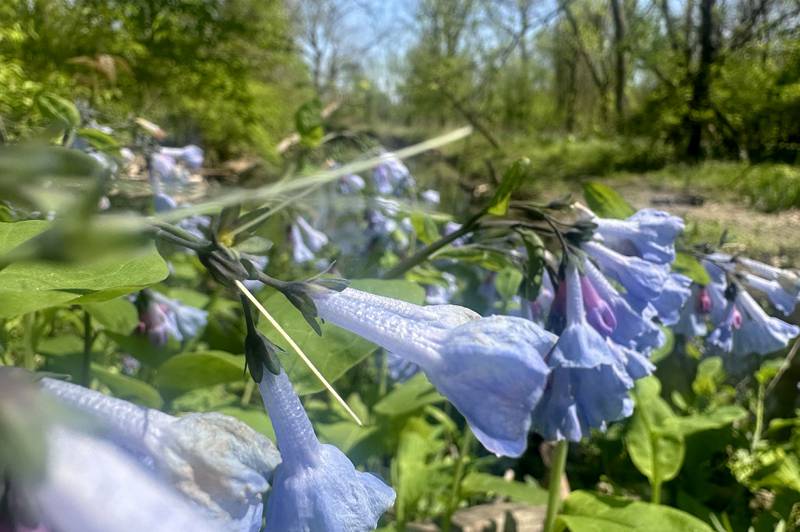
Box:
[592,208,684,264]
[310,287,552,457]
[372,152,415,196]
[294,215,329,252]
[742,272,799,317]
[531,261,634,442]
[289,223,315,264]
[730,288,799,357]
[135,291,207,347]
[160,145,204,169]
[648,273,692,326]
[583,241,670,306]
[257,367,395,532]
[40,378,279,531]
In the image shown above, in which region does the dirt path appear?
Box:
[613,182,800,264]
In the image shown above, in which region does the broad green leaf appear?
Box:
[373,373,444,417]
[668,405,747,436]
[494,267,523,301]
[315,421,379,454]
[91,365,163,409]
[0,221,168,318]
[84,299,138,335]
[488,158,531,216]
[103,331,176,368]
[673,253,711,285]
[557,491,714,532]
[154,351,245,398]
[461,472,547,505]
[625,377,685,485]
[258,279,425,395]
[582,181,635,219]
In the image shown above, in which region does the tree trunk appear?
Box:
[687,0,715,159]
[610,0,626,131]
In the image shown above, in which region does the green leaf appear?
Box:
[91,365,163,409]
[668,405,748,436]
[0,221,168,318]
[216,406,275,442]
[373,373,444,417]
[77,128,121,154]
[259,279,425,395]
[461,472,547,505]
[494,267,523,301]
[84,299,138,335]
[673,253,711,286]
[295,99,324,147]
[558,491,714,532]
[410,212,440,245]
[488,158,531,216]
[103,331,176,368]
[36,93,81,129]
[582,181,636,219]
[625,377,685,485]
[519,229,545,300]
[154,351,245,398]
[433,246,514,272]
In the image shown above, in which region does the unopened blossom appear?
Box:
[707,299,744,354]
[257,367,395,531]
[583,241,670,304]
[40,378,280,531]
[531,262,634,442]
[737,256,800,296]
[311,287,552,457]
[592,208,684,264]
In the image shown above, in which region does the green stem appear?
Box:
[752,382,765,451]
[22,313,36,370]
[81,310,93,386]
[544,440,569,532]
[651,479,662,505]
[651,433,662,504]
[383,209,486,279]
[442,428,475,532]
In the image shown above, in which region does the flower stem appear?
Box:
[544,440,568,532]
[383,209,486,279]
[751,382,765,451]
[81,309,93,386]
[442,428,474,532]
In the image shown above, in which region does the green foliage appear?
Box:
[583,181,636,219]
[557,491,715,532]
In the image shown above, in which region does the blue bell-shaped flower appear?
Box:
[257,367,395,531]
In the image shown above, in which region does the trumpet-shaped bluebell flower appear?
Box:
[707,300,743,354]
[150,291,208,340]
[289,223,315,264]
[136,297,182,346]
[583,261,664,353]
[421,189,440,205]
[593,208,684,264]
[338,173,366,194]
[731,289,799,356]
[40,378,280,531]
[373,152,415,195]
[648,273,692,325]
[295,215,329,252]
[531,263,634,441]
[673,285,710,337]
[738,256,800,296]
[583,241,670,303]
[257,368,395,531]
[743,272,799,316]
[160,145,204,169]
[311,287,552,456]
[22,426,219,532]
